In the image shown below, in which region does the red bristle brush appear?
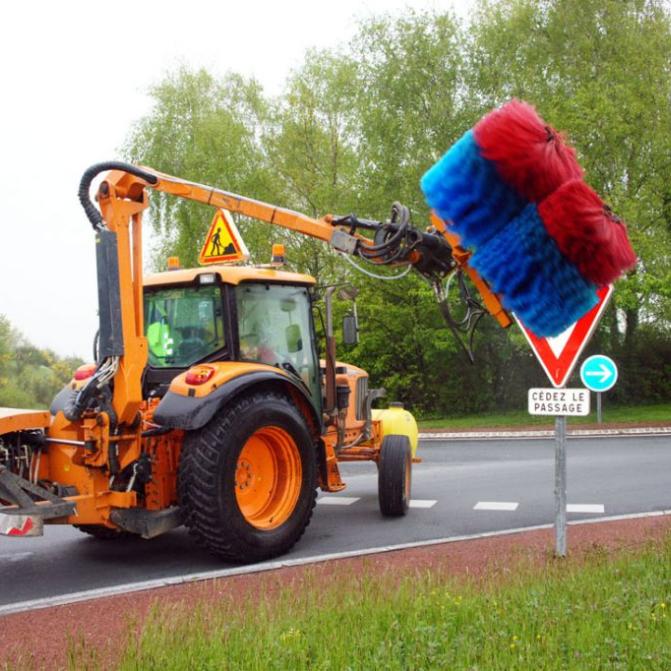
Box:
[538,179,637,286]
[474,99,583,202]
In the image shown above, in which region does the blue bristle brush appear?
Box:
[420,130,526,249]
[421,101,604,337]
[470,204,598,336]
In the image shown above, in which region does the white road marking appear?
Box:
[0,552,34,563]
[474,501,519,511]
[567,504,605,514]
[409,499,437,509]
[4,509,670,617]
[317,496,360,506]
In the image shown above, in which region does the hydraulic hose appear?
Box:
[78,161,158,230]
[359,202,410,254]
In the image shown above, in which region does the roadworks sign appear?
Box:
[199,209,249,265]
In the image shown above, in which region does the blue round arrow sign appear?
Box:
[580,355,618,392]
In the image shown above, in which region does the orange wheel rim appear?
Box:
[235,426,302,530]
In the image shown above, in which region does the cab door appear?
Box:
[235,283,321,410]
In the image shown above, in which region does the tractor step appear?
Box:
[110,506,182,539]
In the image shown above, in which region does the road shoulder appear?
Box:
[3,513,671,670]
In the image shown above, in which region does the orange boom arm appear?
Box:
[76,162,509,425]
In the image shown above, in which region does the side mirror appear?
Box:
[342,313,359,346]
[285,323,303,353]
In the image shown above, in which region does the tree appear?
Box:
[122,4,671,415]
[466,0,671,337]
[351,10,471,215]
[262,51,361,280]
[125,68,278,268]
[0,314,83,409]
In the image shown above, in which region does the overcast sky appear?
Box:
[0,0,473,360]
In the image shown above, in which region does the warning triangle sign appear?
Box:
[516,285,614,388]
[199,209,249,265]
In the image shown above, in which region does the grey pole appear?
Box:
[554,415,567,557]
[597,392,603,424]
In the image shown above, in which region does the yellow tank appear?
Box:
[372,403,419,457]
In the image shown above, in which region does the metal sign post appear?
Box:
[528,388,589,557]
[554,416,567,557]
[521,290,613,558]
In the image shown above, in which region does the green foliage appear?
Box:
[111,539,671,670]
[352,10,471,214]
[124,68,278,268]
[467,0,671,325]
[263,51,362,280]
[124,2,671,417]
[0,314,82,409]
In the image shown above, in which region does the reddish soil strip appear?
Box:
[3,515,671,670]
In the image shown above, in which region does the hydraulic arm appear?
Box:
[75,162,511,426]
[0,160,512,546]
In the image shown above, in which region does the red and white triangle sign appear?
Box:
[516,285,614,388]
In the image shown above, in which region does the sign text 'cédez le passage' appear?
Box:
[528,388,590,417]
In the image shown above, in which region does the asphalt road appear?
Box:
[0,435,669,607]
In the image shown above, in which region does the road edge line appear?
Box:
[2,509,670,617]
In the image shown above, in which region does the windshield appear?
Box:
[236,283,320,404]
[144,285,226,368]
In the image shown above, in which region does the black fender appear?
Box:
[153,370,322,435]
[50,385,77,416]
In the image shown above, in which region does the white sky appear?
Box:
[0,0,473,360]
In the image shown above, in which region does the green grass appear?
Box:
[71,537,671,670]
[418,402,671,430]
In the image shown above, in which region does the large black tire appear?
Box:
[378,434,412,517]
[178,390,318,563]
[74,524,134,540]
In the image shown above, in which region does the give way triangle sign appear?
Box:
[516,285,614,388]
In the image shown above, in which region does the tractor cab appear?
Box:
[142,265,321,405]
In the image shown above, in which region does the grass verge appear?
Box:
[418,402,671,430]
[90,537,671,670]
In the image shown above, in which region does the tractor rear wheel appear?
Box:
[378,434,412,517]
[179,390,317,562]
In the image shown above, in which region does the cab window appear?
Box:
[236,283,320,403]
[144,285,225,368]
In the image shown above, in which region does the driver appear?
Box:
[147,317,174,360]
[239,332,278,365]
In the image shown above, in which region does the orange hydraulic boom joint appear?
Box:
[73,162,510,428]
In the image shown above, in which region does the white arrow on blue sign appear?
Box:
[580,355,618,393]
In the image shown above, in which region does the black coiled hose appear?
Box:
[358,201,415,263]
[78,161,158,230]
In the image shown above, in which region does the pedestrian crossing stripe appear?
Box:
[199,209,250,265]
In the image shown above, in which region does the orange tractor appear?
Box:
[0,163,510,561]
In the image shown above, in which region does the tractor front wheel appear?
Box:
[179,390,317,562]
[378,434,412,517]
